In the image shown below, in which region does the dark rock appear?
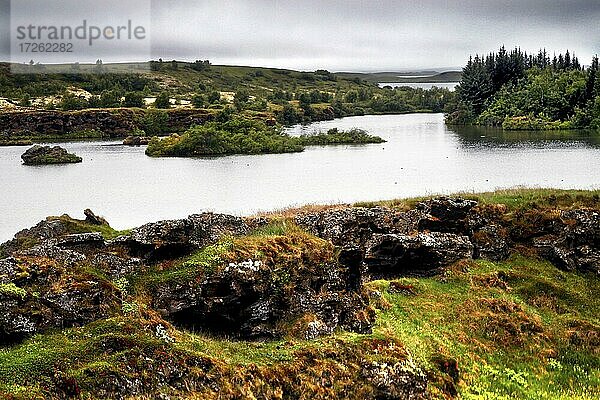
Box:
[295,206,418,248]
[20,242,87,269]
[0,257,19,284]
[362,359,428,400]
[365,232,474,277]
[115,213,252,260]
[471,224,511,261]
[113,218,195,260]
[0,108,215,139]
[155,257,373,340]
[0,217,72,256]
[417,197,478,233]
[534,209,600,274]
[89,252,142,279]
[84,209,109,226]
[123,136,152,146]
[0,255,119,342]
[56,233,106,250]
[533,209,600,274]
[21,145,82,165]
[338,246,365,290]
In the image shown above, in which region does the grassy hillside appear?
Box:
[0,62,369,100]
[0,61,457,138]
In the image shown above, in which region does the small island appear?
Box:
[145,116,385,157]
[21,145,83,165]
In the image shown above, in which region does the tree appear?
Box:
[123,92,145,108]
[141,109,169,135]
[154,92,171,109]
[208,91,221,104]
[19,93,31,107]
[586,56,599,100]
[192,94,206,108]
[59,93,87,110]
[191,60,211,71]
[95,59,104,73]
[100,90,122,108]
[233,89,250,111]
[278,103,300,125]
[458,55,493,115]
[149,60,162,71]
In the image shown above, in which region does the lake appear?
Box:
[378,82,459,90]
[1,113,599,242]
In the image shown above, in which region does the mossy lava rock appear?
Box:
[21,145,82,165]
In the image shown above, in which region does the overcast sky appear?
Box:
[1,0,599,71]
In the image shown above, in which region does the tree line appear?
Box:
[448,46,600,129]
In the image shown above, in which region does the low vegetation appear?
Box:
[0,61,456,132]
[355,188,600,212]
[145,117,385,157]
[0,189,599,398]
[369,254,599,399]
[297,128,386,146]
[0,249,597,398]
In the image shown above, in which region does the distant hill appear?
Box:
[0,61,369,100]
[336,70,462,83]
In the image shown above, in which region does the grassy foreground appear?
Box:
[0,189,599,399]
[1,253,597,398]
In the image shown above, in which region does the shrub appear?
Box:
[146,119,385,157]
[123,92,145,108]
[154,92,171,109]
[141,109,169,136]
[146,116,304,157]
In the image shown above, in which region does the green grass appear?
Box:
[49,215,130,240]
[135,240,232,289]
[369,255,600,399]
[355,188,600,211]
[0,283,27,299]
[2,254,596,399]
[1,215,130,255]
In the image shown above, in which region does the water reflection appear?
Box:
[448,125,600,148]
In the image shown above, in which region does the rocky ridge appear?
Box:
[0,196,598,398]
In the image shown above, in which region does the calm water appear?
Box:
[378,82,459,90]
[1,113,599,241]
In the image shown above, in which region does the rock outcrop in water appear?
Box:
[123,135,152,145]
[21,145,82,165]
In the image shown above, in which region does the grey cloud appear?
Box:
[1,0,599,71]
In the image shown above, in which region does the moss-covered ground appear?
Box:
[0,190,598,399]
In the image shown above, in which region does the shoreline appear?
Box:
[0,108,437,145]
[4,187,599,244]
